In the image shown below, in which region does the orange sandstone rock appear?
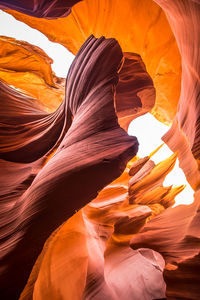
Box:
[4,0,181,124]
[20,151,184,299]
[0,36,65,111]
[0,35,138,299]
[157,0,200,190]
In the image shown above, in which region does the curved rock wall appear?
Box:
[0,0,200,299]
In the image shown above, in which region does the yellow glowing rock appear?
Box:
[0,36,64,111]
[5,0,181,123]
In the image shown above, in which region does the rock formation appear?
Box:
[0,35,138,299]
[0,0,200,299]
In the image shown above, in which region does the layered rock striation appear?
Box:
[0,0,200,299]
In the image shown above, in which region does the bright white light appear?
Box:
[128,113,194,206]
[0,10,74,78]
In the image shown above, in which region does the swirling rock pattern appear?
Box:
[157,0,200,191]
[0,0,200,299]
[20,153,182,300]
[131,190,200,299]
[0,35,138,299]
[4,0,181,124]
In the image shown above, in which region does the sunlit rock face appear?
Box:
[157,0,200,191]
[0,36,65,111]
[0,0,200,299]
[3,0,181,124]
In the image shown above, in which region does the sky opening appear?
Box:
[128,113,194,206]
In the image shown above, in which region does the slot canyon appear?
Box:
[0,0,200,299]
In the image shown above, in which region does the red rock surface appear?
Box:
[131,190,200,299]
[0,35,138,299]
[0,0,81,18]
[116,52,155,131]
[20,154,182,300]
[0,0,200,299]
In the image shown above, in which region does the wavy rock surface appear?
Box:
[0,79,67,162]
[18,151,186,299]
[131,190,200,299]
[4,0,181,124]
[155,0,200,191]
[116,52,155,130]
[0,35,138,299]
[0,0,200,299]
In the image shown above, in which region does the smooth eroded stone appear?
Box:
[0,35,138,299]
